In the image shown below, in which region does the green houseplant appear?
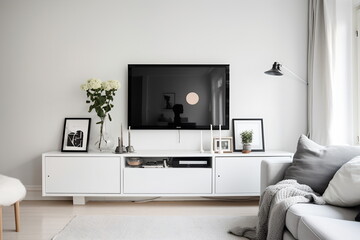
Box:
[81,78,120,151]
[240,130,253,153]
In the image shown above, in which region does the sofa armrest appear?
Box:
[260,158,293,195]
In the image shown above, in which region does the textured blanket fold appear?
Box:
[229,179,325,240]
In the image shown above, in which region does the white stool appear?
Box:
[0,175,26,240]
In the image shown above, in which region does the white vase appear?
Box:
[94,116,114,152]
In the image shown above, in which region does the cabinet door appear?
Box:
[215,157,262,195]
[45,156,120,194]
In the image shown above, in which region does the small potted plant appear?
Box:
[240,130,253,153]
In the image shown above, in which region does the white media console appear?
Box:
[42,150,292,205]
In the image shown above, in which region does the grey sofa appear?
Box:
[261,158,360,240]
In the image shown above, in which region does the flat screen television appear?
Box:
[128,64,229,130]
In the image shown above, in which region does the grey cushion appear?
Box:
[298,216,360,240]
[284,135,360,194]
[285,203,360,239]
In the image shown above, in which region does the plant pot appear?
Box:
[242,143,252,154]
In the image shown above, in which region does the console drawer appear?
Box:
[123,168,212,194]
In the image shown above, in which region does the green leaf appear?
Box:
[96,107,105,118]
[103,105,111,112]
[89,105,94,112]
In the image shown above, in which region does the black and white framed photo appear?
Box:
[232,118,265,152]
[61,118,91,152]
[213,137,233,153]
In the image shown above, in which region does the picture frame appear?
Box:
[213,137,233,153]
[61,118,91,152]
[162,93,175,109]
[232,118,265,152]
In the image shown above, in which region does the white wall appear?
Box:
[0,0,308,186]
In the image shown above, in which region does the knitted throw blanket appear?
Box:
[229,179,325,240]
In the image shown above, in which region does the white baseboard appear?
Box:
[24,185,71,201]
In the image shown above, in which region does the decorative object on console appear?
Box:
[81,78,120,152]
[126,157,143,167]
[213,137,233,153]
[200,130,204,153]
[240,130,253,153]
[61,118,91,152]
[232,119,264,152]
[219,124,223,153]
[264,62,307,85]
[126,126,135,153]
[115,137,121,154]
[210,124,214,154]
[115,124,127,154]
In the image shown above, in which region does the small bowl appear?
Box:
[126,157,143,166]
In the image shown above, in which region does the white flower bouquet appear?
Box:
[81,78,120,150]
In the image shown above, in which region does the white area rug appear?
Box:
[53,215,257,240]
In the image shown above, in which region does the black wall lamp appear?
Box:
[265,61,307,85]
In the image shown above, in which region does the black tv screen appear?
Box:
[128,64,229,130]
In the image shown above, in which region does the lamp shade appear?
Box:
[264,62,283,76]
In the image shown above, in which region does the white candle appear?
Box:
[219,124,223,153]
[200,130,204,153]
[210,124,213,153]
[120,124,123,146]
[128,126,131,146]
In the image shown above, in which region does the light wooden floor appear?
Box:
[2,199,259,240]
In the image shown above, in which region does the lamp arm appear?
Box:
[281,65,308,85]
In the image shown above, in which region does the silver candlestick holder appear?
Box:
[126,126,135,153]
[126,145,135,153]
[115,124,128,154]
[115,137,127,154]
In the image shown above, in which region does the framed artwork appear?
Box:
[61,118,91,152]
[232,118,265,152]
[213,137,233,153]
[162,93,175,109]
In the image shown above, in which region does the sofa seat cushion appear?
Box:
[283,230,297,240]
[298,216,360,240]
[285,203,359,239]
